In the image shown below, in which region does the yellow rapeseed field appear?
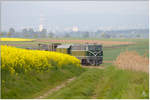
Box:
[0,38,34,41]
[1,45,80,74]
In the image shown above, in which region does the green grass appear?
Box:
[46,66,149,99]
[46,68,103,99]
[101,62,113,67]
[1,38,149,99]
[1,65,85,99]
[94,67,149,99]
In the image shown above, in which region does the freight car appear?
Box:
[38,43,103,66]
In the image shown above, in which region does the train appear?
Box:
[38,43,103,66]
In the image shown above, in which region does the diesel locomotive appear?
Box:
[38,43,103,66]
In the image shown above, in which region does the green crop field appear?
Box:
[103,39,149,61]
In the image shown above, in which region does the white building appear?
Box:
[39,24,43,32]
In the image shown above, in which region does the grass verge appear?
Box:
[46,68,103,99]
[93,66,149,99]
[46,66,149,99]
[1,65,85,99]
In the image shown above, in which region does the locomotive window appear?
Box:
[88,46,95,51]
[95,47,98,50]
[96,46,101,51]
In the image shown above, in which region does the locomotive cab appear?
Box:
[87,44,103,66]
[88,45,103,56]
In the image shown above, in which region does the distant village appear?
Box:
[0,25,149,39]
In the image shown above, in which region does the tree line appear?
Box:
[0,27,54,38]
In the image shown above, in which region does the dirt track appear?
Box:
[36,77,76,99]
[36,60,112,99]
[82,66,105,69]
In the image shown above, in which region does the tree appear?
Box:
[8,27,15,37]
[22,28,29,38]
[28,28,34,33]
[22,28,28,33]
[9,28,15,33]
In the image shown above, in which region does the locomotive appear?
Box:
[38,43,103,66]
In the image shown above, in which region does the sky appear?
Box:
[1,1,149,32]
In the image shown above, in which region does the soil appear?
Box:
[36,39,135,46]
[82,65,105,69]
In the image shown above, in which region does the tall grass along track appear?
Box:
[114,50,149,73]
[92,67,148,99]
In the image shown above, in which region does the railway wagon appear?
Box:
[38,43,103,66]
